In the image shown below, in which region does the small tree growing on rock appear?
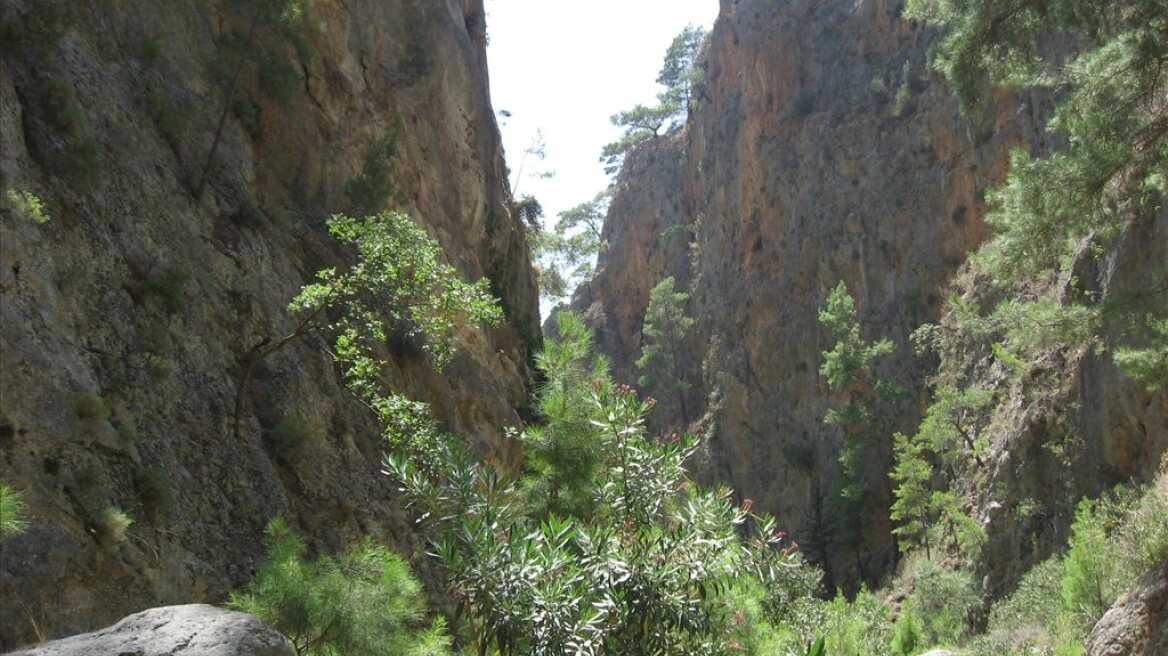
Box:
[637,276,695,426]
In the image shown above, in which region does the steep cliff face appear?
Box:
[0,0,537,647]
[571,132,692,389]
[571,0,1166,588]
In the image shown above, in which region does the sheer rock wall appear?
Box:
[0,0,538,647]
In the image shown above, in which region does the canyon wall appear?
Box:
[572,0,1166,589]
[0,0,537,647]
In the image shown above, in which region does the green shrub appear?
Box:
[0,4,64,59]
[74,393,111,424]
[890,62,912,118]
[139,320,174,355]
[146,268,189,313]
[267,414,322,460]
[890,610,924,656]
[62,137,102,186]
[135,467,174,517]
[145,353,173,378]
[95,506,133,546]
[979,556,1077,654]
[892,560,980,654]
[229,203,265,230]
[234,96,264,141]
[1062,497,1115,627]
[5,189,51,223]
[822,588,893,656]
[344,132,402,213]
[137,36,162,66]
[228,518,451,656]
[1,481,30,538]
[1063,484,1168,630]
[145,89,187,143]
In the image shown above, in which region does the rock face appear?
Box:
[5,605,293,656]
[0,0,537,647]
[571,132,692,389]
[1085,563,1168,656]
[570,0,1167,588]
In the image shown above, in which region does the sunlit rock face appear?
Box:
[0,0,537,647]
[570,0,1165,590]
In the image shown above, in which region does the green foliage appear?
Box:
[5,189,51,224]
[906,0,1168,386]
[601,25,706,175]
[975,480,1167,654]
[229,518,451,656]
[385,312,777,655]
[268,414,322,460]
[23,75,103,187]
[891,385,991,558]
[819,283,895,396]
[0,3,65,60]
[1,482,30,538]
[344,131,402,214]
[1060,485,1168,632]
[889,63,913,118]
[600,103,678,174]
[234,95,265,141]
[146,353,173,378]
[529,189,610,302]
[747,547,827,642]
[237,209,499,440]
[135,466,175,517]
[1112,315,1168,390]
[977,556,1078,654]
[656,24,706,109]
[74,393,112,424]
[521,313,612,519]
[1062,498,1113,627]
[289,211,502,393]
[659,223,692,247]
[892,560,979,654]
[144,89,188,145]
[95,506,133,546]
[136,36,162,67]
[636,276,695,424]
[822,587,893,656]
[146,268,190,314]
[818,282,898,561]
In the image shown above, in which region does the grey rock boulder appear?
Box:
[1086,564,1168,656]
[5,604,292,656]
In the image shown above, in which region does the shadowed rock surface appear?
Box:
[0,0,537,647]
[569,0,1167,590]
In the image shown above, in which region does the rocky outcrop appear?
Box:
[1085,563,1168,656]
[570,132,692,388]
[570,0,1166,589]
[0,0,537,647]
[573,0,1044,584]
[5,605,293,656]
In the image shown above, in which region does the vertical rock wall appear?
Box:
[571,0,1166,588]
[0,0,538,647]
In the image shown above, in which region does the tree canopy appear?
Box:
[906,0,1168,388]
[601,25,707,176]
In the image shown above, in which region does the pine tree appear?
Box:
[817,282,897,577]
[637,276,695,425]
[601,25,707,175]
[906,0,1168,388]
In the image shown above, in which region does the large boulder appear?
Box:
[5,605,292,656]
[1086,563,1168,656]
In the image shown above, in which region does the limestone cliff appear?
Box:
[570,0,1166,590]
[0,0,537,648]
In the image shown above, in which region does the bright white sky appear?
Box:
[485,0,717,226]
